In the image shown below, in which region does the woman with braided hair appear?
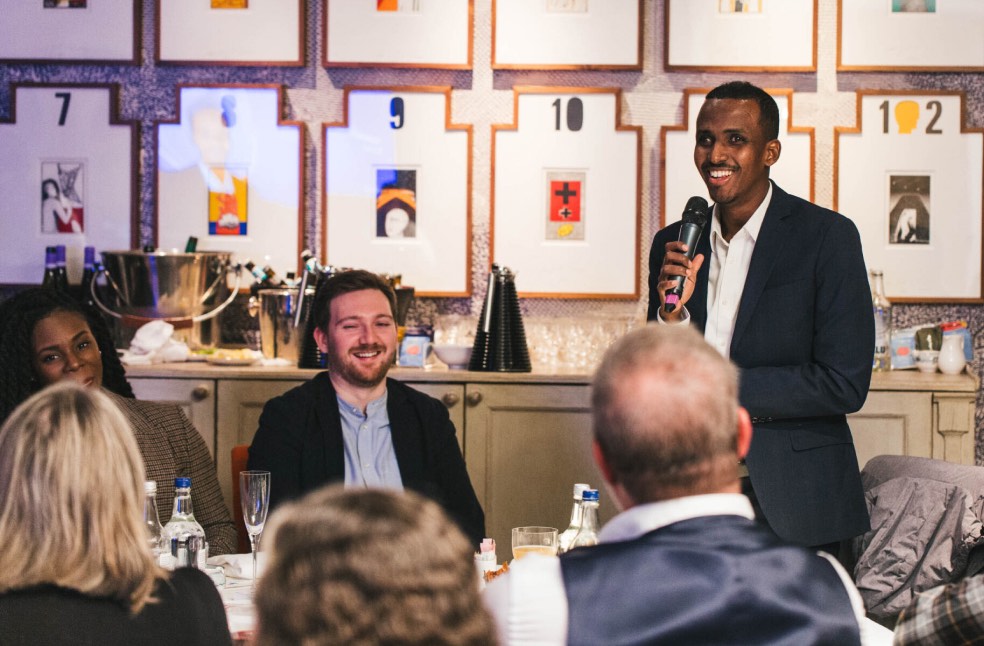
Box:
[0,288,236,555]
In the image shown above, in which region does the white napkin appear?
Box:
[208,552,267,580]
[120,320,190,364]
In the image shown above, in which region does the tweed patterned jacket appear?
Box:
[893,575,984,645]
[109,392,237,556]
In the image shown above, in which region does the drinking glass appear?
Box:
[239,470,271,588]
[511,526,559,560]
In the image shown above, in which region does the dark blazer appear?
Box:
[647,182,874,546]
[247,372,485,546]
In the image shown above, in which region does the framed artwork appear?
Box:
[665,0,816,71]
[661,88,814,228]
[838,0,984,71]
[324,87,472,296]
[324,0,472,68]
[0,0,138,64]
[156,85,304,279]
[0,84,136,284]
[835,91,984,301]
[492,87,641,299]
[492,0,641,70]
[157,0,304,65]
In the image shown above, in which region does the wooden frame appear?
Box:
[838,0,984,71]
[0,83,138,284]
[324,0,473,69]
[492,0,642,70]
[0,0,139,64]
[665,0,816,72]
[835,90,984,302]
[661,88,815,228]
[323,86,472,297]
[491,86,641,299]
[155,85,306,281]
[157,0,304,66]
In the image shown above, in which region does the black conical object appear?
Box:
[469,264,530,372]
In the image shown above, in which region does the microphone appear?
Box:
[663,196,709,313]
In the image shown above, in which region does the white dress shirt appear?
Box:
[482,493,892,646]
[656,183,771,360]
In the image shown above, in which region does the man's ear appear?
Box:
[593,440,614,485]
[736,407,753,460]
[313,327,329,354]
[764,139,781,168]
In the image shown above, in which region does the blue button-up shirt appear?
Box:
[337,391,403,489]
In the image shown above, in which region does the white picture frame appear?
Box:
[492,87,641,299]
[0,84,136,284]
[838,0,984,71]
[662,88,814,228]
[835,91,984,302]
[324,87,472,296]
[157,0,304,65]
[324,0,472,69]
[492,0,641,70]
[0,0,138,64]
[666,0,816,71]
[156,85,304,280]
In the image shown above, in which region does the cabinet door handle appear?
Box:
[466,391,483,407]
[191,385,211,401]
[441,393,460,408]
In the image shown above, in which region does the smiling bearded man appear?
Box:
[247,269,485,546]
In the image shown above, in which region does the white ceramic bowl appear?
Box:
[433,344,473,370]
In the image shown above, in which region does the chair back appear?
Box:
[231,444,250,554]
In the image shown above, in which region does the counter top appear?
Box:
[123,361,978,392]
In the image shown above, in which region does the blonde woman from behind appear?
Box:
[0,382,232,646]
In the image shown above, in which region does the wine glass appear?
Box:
[511,526,559,560]
[239,470,271,588]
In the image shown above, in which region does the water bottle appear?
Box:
[143,481,164,561]
[161,477,207,570]
[871,270,892,372]
[558,483,590,554]
[570,489,600,549]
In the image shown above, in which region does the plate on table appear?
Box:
[206,350,261,366]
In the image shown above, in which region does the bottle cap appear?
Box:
[582,489,599,502]
[174,477,191,489]
[83,246,96,264]
[573,483,590,499]
[144,480,157,494]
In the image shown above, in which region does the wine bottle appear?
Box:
[41,246,59,289]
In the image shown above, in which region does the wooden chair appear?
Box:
[231,445,251,554]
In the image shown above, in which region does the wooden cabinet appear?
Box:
[463,383,611,553]
[128,364,978,552]
[850,371,977,467]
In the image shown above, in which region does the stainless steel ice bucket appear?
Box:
[92,250,241,349]
[253,287,315,362]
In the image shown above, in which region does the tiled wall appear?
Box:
[2,0,983,457]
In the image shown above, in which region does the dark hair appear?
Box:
[41,179,60,200]
[0,288,134,424]
[706,81,780,141]
[310,269,397,333]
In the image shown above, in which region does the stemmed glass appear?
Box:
[239,470,271,588]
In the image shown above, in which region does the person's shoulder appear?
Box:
[107,391,182,423]
[158,567,222,599]
[265,371,332,408]
[387,378,447,414]
[773,184,859,232]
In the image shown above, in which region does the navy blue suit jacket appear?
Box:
[647,182,874,546]
[247,372,485,546]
